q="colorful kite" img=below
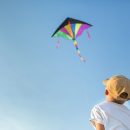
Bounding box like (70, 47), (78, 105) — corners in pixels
(52, 17), (92, 62)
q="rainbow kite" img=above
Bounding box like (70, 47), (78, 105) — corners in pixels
(52, 17), (92, 62)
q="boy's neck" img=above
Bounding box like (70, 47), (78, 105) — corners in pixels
(106, 96), (125, 104)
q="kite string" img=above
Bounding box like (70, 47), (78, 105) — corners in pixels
(73, 40), (86, 62)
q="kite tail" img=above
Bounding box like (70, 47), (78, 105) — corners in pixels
(73, 40), (86, 62)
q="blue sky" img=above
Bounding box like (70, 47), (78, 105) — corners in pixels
(0, 0), (130, 130)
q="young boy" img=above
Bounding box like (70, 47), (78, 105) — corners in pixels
(90, 75), (130, 130)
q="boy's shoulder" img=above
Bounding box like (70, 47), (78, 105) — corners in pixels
(93, 101), (130, 113)
(93, 101), (111, 109)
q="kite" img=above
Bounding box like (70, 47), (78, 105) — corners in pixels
(52, 17), (92, 62)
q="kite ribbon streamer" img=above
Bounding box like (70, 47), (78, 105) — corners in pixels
(86, 31), (91, 40)
(73, 40), (86, 62)
(56, 39), (60, 48)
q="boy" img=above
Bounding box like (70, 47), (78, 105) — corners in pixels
(90, 75), (130, 130)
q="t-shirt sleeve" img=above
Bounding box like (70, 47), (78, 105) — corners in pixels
(90, 105), (104, 129)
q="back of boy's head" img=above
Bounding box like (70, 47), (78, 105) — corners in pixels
(103, 75), (130, 101)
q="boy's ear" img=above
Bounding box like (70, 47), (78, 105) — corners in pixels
(105, 89), (109, 95)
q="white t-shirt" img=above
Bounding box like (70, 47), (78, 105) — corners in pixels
(90, 101), (130, 130)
